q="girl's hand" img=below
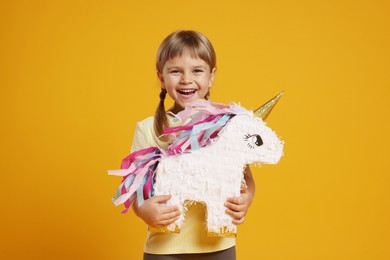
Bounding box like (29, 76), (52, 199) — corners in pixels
(132, 195), (181, 228)
(225, 182), (253, 225)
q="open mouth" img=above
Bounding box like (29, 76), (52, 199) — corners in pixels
(177, 89), (196, 97)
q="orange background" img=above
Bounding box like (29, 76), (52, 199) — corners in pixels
(1, 1), (389, 259)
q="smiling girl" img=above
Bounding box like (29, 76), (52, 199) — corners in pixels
(130, 30), (255, 260)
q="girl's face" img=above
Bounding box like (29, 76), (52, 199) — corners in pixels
(158, 51), (216, 113)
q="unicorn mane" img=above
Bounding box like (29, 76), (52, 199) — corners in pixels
(164, 100), (249, 155)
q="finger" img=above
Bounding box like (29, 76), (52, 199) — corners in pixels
(159, 205), (181, 215)
(226, 208), (245, 219)
(226, 197), (238, 204)
(225, 201), (245, 212)
(153, 194), (172, 203)
(160, 209), (181, 221)
(156, 215), (180, 227)
(232, 216), (245, 225)
(226, 196), (246, 205)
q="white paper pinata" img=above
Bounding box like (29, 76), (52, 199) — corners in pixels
(109, 92), (284, 237)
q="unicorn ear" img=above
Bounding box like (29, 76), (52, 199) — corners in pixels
(253, 91), (284, 121)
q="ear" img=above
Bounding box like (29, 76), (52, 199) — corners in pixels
(157, 71), (165, 87)
(209, 68), (216, 87)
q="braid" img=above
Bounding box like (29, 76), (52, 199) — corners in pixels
(154, 88), (168, 140)
(159, 88), (167, 100)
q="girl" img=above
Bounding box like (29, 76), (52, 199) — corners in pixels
(130, 30), (255, 260)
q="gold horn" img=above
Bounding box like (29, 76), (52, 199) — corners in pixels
(253, 91), (284, 120)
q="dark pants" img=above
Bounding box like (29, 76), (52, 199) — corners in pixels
(143, 246), (236, 260)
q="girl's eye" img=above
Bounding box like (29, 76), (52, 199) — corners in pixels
(193, 69), (203, 73)
(170, 70), (181, 74)
(244, 134), (263, 149)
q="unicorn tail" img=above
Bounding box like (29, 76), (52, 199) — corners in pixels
(108, 147), (164, 214)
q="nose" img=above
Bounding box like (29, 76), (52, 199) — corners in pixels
(180, 72), (193, 84)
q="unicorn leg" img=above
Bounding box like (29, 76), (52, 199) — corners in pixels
(206, 201), (237, 237)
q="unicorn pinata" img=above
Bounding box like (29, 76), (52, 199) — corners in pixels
(109, 92), (284, 237)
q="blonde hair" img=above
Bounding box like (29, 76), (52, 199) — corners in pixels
(154, 30), (216, 140)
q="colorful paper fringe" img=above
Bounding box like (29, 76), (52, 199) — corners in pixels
(108, 147), (164, 214)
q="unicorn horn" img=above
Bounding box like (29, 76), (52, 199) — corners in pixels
(253, 91), (284, 120)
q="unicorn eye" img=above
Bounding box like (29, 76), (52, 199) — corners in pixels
(244, 134), (263, 149)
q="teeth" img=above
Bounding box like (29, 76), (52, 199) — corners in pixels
(178, 89), (196, 96)
(179, 89), (196, 93)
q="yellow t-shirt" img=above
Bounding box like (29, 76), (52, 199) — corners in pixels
(131, 116), (236, 254)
